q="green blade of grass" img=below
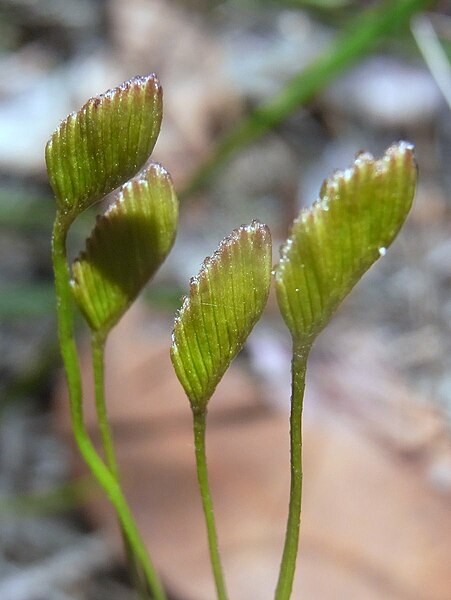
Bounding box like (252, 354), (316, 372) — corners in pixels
(0, 477), (94, 516)
(183, 0), (433, 197)
(0, 283), (55, 319)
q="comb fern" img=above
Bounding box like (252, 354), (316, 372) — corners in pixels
(47, 70), (419, 600)
(49, 76), (170, 600)
(171, 221), (272, 599)
(273, 142), (417, 600)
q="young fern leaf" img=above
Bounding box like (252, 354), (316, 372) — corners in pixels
(171, 221), (271, 600)
(171, 221), (272, 412)
(46, 74), (162, 219)
(275, 141), (417, 346)
(273, 141), (417, 600)
(49, 75), (169, 600)
(71, 162), (178, 335)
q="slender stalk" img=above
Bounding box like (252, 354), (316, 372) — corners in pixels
(193, 410), (228, 600)
(275, 343), (311, 600)
(91, 332), (148, 600)
(52, 214), (166, 600)
(91, 332), (120, 478)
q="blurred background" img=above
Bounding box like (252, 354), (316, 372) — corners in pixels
(1, 0), (451, 598)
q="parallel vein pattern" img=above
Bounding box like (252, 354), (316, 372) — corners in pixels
(46, 75), (162, 217)
(171, 221), (272, 411)
(275, 142), (417, 345)
(71, 162), (178, 333)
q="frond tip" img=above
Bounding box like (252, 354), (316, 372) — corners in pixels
(275, 141), (417, 345)
(171, 221), (272, 412)
(71, 162), (178, 334)
(46, 74), (162, 218)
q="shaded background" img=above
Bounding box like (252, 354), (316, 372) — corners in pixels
(0, 0), (451, 598)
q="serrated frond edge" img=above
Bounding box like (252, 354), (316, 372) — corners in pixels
(70, 161), (177, 333)
(171, 220), (272, 408)
(46, 74), (163, 218)
(275, 141), (416, 343)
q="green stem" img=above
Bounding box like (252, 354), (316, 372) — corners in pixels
(91, 332), (120, 477)
(182, 0), (434, 197)
(91, 332), (148, 600)
(193, 410), (228, 600)
(52, 214), (166, 600)
(275, 343), (310, 600)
